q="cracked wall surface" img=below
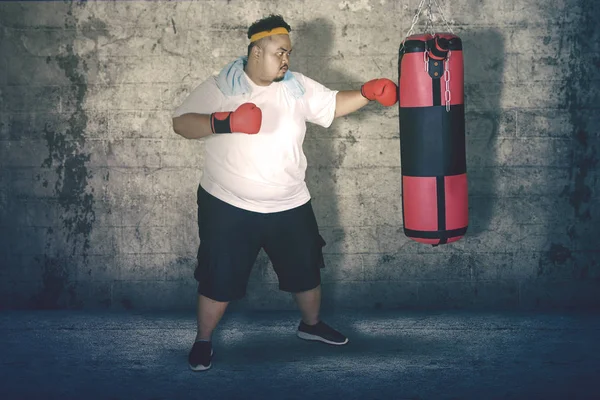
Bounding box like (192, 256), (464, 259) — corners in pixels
(0, 0), (598, 310)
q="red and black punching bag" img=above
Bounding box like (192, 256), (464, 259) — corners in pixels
(398, 33), (468, 245)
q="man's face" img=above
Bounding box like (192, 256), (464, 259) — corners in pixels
(256, 34), (292, 83)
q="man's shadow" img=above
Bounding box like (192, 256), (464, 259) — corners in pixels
(295, 18), (376, 312)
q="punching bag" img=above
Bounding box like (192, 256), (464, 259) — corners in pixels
(398, 33), (468, 245)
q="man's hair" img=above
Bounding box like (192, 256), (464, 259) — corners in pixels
(247, 14), (292, 57)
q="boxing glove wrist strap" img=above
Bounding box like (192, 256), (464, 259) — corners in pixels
(211, 112), (232, 134)
(360, 85), (371, 101)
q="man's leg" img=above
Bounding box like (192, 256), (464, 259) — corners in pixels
(293, 285), (321, 326)
(189, 294), (228, 371)
(262, 201), (348, 345)
(293, 284), (348, 345)
(195, 294), (229, 341)
(190, 185), (263, 370)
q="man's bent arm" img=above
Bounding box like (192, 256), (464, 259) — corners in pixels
(334, 90), (370, 119)
(172, 113), (213, 139)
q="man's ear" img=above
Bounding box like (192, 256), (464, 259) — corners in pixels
(252, 44), (262, 60)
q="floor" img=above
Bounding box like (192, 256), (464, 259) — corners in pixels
(1, 309), (599, 399)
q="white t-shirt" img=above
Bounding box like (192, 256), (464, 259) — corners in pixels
(172, 71), (338, 213)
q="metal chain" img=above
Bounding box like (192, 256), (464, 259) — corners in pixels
(432, 0), (454, 34)
(400, 0), (428, 48)
(444, 50), (452, 111)
(401, 0), (454, 47)
(425, 0), (435, 36)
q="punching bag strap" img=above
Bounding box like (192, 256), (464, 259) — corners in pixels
(425, 35), (452, 112)
(427, 36), (450, 60)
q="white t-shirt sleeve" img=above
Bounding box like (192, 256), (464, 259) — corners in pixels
(295, 73), (338, 128)
(172, 77), (224, 118)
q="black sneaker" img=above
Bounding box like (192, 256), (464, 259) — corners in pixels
(188, 341), (214, 371)
(296, 321), (349, 345)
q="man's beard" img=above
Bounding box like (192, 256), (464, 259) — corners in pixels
(273, 67), (287, 82)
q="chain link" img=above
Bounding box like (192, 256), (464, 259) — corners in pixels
(432, 0), (454, 34)
(400, 0), (428, 49)
(401, 0), (454, 46)
(425, 0), (435, 36)
(444, 50), (452, 111)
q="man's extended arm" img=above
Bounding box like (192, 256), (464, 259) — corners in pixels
(334, 90), (369, 118)
(334, 78), (398, 118)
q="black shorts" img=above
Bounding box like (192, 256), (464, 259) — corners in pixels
(194, 185), (326, 302)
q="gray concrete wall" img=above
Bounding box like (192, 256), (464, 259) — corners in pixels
(0, 0), (598, 311)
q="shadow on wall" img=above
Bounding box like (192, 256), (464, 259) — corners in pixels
(295, 18), (373, 311)
(461, 28), (505, 237)
(0, 1), (97, 309)
(532, 0), (600, 310)
(0, 4), (50, 309)
(389, 27), (508, 310)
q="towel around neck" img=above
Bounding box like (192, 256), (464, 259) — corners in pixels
(215, 56), (305, 99)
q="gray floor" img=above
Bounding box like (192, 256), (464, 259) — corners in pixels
(1, 309), (599, 400)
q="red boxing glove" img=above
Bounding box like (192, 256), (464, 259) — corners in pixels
(361, 78), (398, 106)
(211, 103), (262, 134)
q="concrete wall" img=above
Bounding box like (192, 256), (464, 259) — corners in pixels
(0, 0), (598, 311)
